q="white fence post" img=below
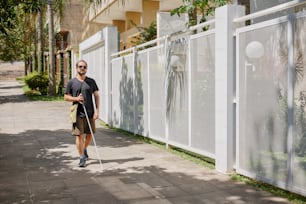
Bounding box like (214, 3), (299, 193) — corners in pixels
(215, 5), (244, 173)
(79, 26), (118, 125)
(133, 47), (137, 135)
(104, 26), (119, 125)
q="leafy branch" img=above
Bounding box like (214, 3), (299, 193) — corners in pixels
(170, 0), (230, 28)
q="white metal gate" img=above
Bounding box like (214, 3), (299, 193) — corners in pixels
(236, 10), (306, 196)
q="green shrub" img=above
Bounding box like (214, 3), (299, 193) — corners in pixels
(24, 72), (49, 95)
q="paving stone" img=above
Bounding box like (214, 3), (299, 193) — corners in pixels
(0, 78), (294, 203)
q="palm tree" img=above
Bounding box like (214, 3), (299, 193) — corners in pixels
(47, 0), (56, 95)
(46, 0), (68, 95)
(23, 1), (41, 74)
(37, 4), (44, 73)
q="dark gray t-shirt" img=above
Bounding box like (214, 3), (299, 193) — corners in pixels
(65, 77), (99, 118)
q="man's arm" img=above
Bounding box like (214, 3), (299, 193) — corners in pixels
(93, 90), (100, 120)
(64, 94), (83, 103)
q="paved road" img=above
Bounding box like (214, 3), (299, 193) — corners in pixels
(0, 79), (292, 203)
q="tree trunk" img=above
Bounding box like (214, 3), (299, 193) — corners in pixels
(188, 0), (197, 27)
(33, 14), (38, 72)
(37, 9), (44, 73)
(47, 0), (56, 95)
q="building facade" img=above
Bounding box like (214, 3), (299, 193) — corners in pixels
(53, 0), (305, 84)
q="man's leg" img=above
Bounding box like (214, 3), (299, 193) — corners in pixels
(75, 134), (86, 167)
(83, 134), (92, 159)
(83, 118), (95, 159)
(73, 117), (87, 167)
(75, 134), (85, 156)
(84, 134), (92, 148)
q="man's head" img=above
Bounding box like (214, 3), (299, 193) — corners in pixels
(76, 59), (87, 76)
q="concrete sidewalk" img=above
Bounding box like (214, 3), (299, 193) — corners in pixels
(0, 80), (292, 204)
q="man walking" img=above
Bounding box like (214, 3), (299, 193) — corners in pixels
(64, 59), (100, 167)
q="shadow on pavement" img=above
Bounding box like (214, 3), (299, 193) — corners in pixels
(0, 128), (290, 204)
(0, 83), (28, 104)
(0, 94), (29, 104)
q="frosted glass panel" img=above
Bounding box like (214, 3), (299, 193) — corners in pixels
(119, 55), (134, 133)
(149, 46), (166, 139)
(136, 51), (149, 136)
(190, 33), (215, 154)
(111, 58), (123, 128)
(293, 15), (306, 193)
(165, 38), (189, 145)
(238, 22), (288, 183)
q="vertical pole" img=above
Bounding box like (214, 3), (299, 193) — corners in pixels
(58, 52), (64, 94)
(164, 35), (170, 149)
(104, 26), (119, 125)
(133, 47), (137, 135)
(286, 14), (294, 189)
(187, 36), (192, 147)
(215, 5), (244, 173)
(67, 50), (71, 80)
(147, 51), (151, 137)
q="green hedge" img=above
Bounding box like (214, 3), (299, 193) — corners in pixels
(24, 72), (49, 95)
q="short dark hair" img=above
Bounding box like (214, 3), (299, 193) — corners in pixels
(76, 59), (87, 67)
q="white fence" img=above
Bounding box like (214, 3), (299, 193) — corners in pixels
(79, 3), (306, 197)
(110, 29), (216, 159)
(236, 10), (306, 196)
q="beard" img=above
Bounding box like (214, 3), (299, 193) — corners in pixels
(78, 70), (86, 76)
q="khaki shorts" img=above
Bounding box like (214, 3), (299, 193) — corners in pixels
(72, 116), (96, 136)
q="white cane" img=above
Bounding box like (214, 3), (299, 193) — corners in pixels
(82, 103), (103, 172)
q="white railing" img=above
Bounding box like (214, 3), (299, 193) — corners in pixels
(234, 0), (306, 23)
(82, 1), (306, 197)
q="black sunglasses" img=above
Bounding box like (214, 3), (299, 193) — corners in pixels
(78, 65), (87, 69)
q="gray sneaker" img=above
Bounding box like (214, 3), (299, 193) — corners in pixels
(84, 149), (89, 160)
(79, 157), (86, 167)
